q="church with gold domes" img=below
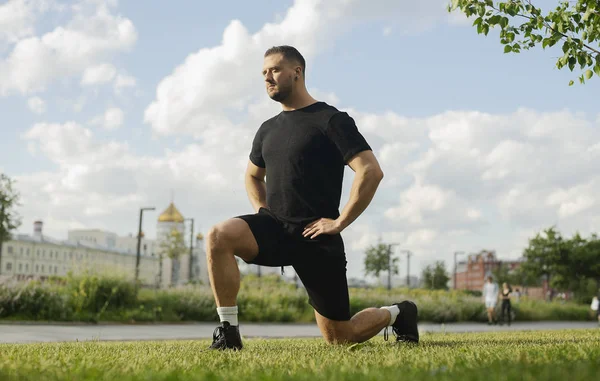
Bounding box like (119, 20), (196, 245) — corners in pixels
(156, 202), (208, 288)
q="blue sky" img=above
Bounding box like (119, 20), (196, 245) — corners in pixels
(0, 0), (598, 281)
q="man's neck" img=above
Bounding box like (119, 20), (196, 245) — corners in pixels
(280, 92), (318, 111)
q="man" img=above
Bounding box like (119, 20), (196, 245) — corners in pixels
(206, 45), (418, 350)
(482, 275), (498, 325)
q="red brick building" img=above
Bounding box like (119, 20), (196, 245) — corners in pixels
(454, 250), (520, 291)
(454, 250), (549, 299)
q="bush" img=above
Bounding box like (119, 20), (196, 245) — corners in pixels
(0, 281), (70, 321)
(63, 270), (137, 322)
(0, 273), (594, 323)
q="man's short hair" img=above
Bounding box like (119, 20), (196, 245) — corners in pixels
(264, 45), (306, 75)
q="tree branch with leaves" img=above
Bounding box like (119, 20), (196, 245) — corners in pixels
(0, 174), (22, 275)
(364, 242), (399, 289)
(448, 0), (600, 85)
(159, 229), (187, 287)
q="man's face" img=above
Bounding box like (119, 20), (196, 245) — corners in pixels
(262, 53), (298, 102)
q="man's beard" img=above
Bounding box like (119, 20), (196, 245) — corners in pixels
(268, 82), (292, 102)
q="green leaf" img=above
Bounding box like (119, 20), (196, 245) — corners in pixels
(504, 45), (512, 53)
(594, 65), (600, 77)
(577, 53), (587, 68)
(568, 80), (574, 86)
(542, 39), (550, 48)
(585, 69), (593, 80)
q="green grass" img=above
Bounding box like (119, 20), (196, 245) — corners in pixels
(1, 330), (599, 380)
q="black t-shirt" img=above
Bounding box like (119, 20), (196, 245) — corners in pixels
(249, 101), (372, 227)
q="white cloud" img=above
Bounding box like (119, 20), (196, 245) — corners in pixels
(27, 96), (46, 113)
(546, 182), (597, 218)
(17, 119), (254, 239)
(0, 0), (56, 45)
(0, 1), (136, 95)
(382, 26), (392, 36)
(113, 73), (136, 94)
(91, 107), (124, 130)
(103, 107), (124, 130)
(81, 63), (116, 86)
(144, 0), (450, 137)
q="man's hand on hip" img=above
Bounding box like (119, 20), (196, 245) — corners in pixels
(302, 218), (343, 239)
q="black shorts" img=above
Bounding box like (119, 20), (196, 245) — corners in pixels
(235, 207), (350, 321)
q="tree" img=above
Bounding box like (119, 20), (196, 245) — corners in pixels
(520, 226), (567, 290)
(159, 229), (187, 287)
(421, 261), (451, 290)
(0, 174), (22, 275)
(492, 262), (513, 286)
(568, 233), (600, 300)
(511, 263), (543, 289)
(493, 261), (528, 287)
(364, 242), (399, 290)
(448, 0), (600, 85)
(582, 234), (600, 288)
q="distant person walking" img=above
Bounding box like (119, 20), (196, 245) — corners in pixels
(482, 276), (498, 325)
(500, 282), (512, 326)
(591, 295), (599, 326)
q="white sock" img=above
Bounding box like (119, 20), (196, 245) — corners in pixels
(380, 305), (400, 326)
(217, 306), (239, 326)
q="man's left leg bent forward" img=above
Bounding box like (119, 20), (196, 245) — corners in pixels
(292, 253), (419, 345)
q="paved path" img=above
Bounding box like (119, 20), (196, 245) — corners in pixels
(0, 321), (597, 344)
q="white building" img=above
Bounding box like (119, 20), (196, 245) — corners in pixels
(115, 234), (158, 258)
(0, 202), (210, 288)
(68, 229), (118, 249)
(0, 221), (159, 285)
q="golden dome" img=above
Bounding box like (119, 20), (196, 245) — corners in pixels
(196, 233), (204, 240)
(158, 203), (184, 223)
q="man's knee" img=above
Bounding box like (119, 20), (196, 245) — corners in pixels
(322, 326), (355, 345)
(315, 312), (355, 344)
(206, 219), (258, 262)
(206, 223), (230, 253)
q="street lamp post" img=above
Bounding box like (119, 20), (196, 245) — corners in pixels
(135, 207), (155, 285)
(184, 218), (194, 283)
(454, 251), (466, 290)
(400, 250), (412, 288)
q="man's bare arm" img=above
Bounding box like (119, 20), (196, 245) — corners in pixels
(336, 150), (384, 231)
(245, 160), (267, 213)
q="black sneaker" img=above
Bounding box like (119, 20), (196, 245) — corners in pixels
(389, 300), (419, 344)
(209, 321), (243, 350)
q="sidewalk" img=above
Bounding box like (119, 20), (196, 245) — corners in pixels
(1, 321), (597, 344)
